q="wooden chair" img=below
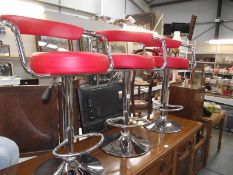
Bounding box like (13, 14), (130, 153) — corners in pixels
(130, 71), (157, 119)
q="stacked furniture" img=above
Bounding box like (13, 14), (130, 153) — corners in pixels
(0, 15), (200, 175)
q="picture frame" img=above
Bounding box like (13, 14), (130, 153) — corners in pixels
(0, 45), (10, 57)
(0, 61), (13, 76)
(110, 42), (128, 54)
(79, 35), (92, 52)
(35, 35), (73, 52)
(79, 35), (104, 53)
(0, 22), (6, 35)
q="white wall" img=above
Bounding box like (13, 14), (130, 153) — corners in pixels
(151, 0), (233, 41)
(102, 0), (143, 19)
(220, 0), (233, 39)
(37, 0), (143, 19)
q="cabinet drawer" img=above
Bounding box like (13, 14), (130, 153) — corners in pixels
(143, 153), (173, 175)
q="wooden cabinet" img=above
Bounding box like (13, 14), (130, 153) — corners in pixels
(142, 153), (173, 175)
(0, 85), (60, 156)
(175, 141), (192, 175)
(169, 84), (205, 121)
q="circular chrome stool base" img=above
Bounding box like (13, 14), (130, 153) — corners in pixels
(101, 132), (150, 158)
(144, 119), (182, 133)
(34, 154), (104, 175)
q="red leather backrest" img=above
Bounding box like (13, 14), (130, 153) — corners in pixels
(149, 38), (181, 48)
(0, 15), (84, 40)
(97, 30), (181, 48)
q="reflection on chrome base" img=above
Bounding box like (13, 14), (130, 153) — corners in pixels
(101, 132), (150, 158)
(34, 154), (104, 175)
(144, 119), (182, 133)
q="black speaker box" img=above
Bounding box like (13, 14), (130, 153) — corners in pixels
(163, 23), (172, 35)
(78, 84), (123, 133)
(172, 23), (190, 33)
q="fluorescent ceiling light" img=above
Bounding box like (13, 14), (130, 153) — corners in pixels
(58, 48), (68, 51)
(38, 41), (47, 47)
(0, 0), (45, 18)
(122, 25), (159, 38)
(122, 24), (156, 33)
(47, 44), (58, 49)
(209, 39), (233, 44)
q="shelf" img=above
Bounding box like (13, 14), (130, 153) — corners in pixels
(196, 53), (216, 55)
(215, 73), (233, 76)
(0, 77), (21, 86)
(205, 92), (233, 100)
(216, 62), (233, 66)
(197, 61), (215, 64)
(205, 72), (233, 76)
(0, 57), (20, 60)
(206, 83), (233, 87)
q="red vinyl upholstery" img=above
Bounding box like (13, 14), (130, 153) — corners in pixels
(30, 52), (110, 75)
(0, 15), (84, 40)
(0, 15), (110, 75)
(97, 30), (182, 48)
(154, 56), (189, 69)
(112, 54), (154, 69)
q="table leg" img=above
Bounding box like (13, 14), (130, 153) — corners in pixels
(218, 117), (225, 152)
(204, 125), (211, 166)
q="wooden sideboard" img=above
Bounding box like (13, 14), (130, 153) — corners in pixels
(0, 115), (202, 175)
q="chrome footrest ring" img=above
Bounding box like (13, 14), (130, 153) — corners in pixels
(106, 116), (150, 129)
(53, 132), (104, 160)
(152, 99), (183, 112)
(159, 104), (184, 112)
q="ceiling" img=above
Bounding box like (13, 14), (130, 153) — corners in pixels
(143, 0), (196, 8)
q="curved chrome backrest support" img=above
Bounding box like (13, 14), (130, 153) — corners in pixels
(152, 34), (196, 71)
(153, 35), (167, 71)
(2, 19), (46, 77)
(84, 31), (114, 72)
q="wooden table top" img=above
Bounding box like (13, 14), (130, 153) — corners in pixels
(134, 79), (150, 86)
(0, 115), (202, 175)
(200, 110), (226, 124)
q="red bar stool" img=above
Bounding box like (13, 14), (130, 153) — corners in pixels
(96, 30), (157, 157)
(1, 15), (113, 175)
(144, 38), (196, 133)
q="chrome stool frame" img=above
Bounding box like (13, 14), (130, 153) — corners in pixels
(145, 39), (196, 133)
(97, 29), (161, 158)
(1, 16), (115, 175)
(101, 70), (150, 158)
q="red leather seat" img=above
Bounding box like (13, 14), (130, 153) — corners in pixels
(154, 56), (189, 69)
(30, 52), (110, 75)
(112, 54), (154, 69)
